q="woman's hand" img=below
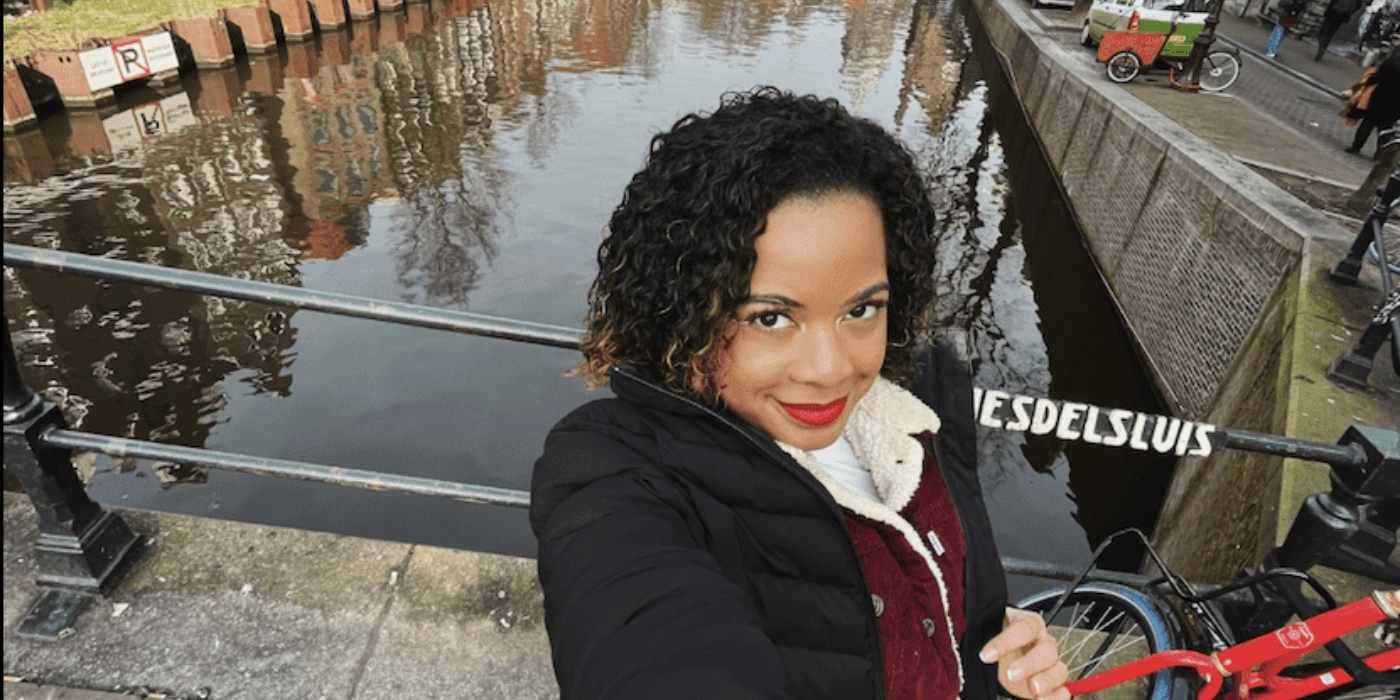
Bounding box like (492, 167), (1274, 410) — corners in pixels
(979, 607), (1070, 700)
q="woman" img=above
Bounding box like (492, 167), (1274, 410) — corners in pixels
(1346, 49), (1400, 157)
(531, 87), (1068, 700)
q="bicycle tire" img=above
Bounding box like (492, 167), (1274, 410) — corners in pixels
(1106, 51), (1142, 84)
(1018, 582), (1179, 700)
(1197, 51), (1241, 92)
(1368, 222), (1399, 274)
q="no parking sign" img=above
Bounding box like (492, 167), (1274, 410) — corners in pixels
(78, 32), (180, 92)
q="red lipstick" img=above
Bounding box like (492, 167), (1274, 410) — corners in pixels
(780, 398), (847, 427)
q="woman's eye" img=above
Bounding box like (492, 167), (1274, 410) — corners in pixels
(750, 311), (792, 329)
(847, 301), (886, 320)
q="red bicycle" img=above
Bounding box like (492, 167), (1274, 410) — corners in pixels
(1007, 424), (1400, 700)
(1047, 588), (1398, 700)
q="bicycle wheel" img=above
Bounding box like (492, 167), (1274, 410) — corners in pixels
(1018, 582), (1179, 700)
(1106, 51), (1142, 84)
(1197, 52), (1241, 92)
(1368, 222), (1399, 274)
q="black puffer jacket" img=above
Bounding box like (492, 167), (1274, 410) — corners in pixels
(530, 345), (1007, 699)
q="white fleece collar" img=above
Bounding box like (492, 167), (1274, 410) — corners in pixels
(777, 378), (939, 516)
(775, 378), (963, 697)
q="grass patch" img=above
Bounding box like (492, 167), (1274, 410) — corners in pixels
(4, 0), (260, 65)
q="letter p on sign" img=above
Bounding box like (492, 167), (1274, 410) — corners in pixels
(113, 40), (151, 81)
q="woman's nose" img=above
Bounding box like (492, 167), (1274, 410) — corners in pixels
(791, 325), (854, 385)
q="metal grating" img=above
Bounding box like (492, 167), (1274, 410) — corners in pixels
(1061, 96), (1107, 193)
(1040, 72), (1081, 169)
(1105, 165), (1294, 418)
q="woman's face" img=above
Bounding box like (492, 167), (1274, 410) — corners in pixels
(713, 191), (889, 451)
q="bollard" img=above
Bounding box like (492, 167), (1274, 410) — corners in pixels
(1329, 166), (1399, 387)
(1328, 288), (1400, 388)
(3, 314), (142, 639)
(1330, 168), (1399, 285)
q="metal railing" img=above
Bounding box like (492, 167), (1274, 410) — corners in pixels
(1328, 168), (1400, 386)
(3, 241), (580, 638)
(5, 241), (1398, 640)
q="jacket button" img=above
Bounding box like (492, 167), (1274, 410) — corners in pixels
(922, 618), (937, 637)
(872, 594), (884, 617)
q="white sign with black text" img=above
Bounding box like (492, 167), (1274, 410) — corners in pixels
(79, 32), (180, 92)
(972, 388), (1218, 458)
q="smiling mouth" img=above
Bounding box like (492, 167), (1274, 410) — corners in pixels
(779, 398), (848, 427)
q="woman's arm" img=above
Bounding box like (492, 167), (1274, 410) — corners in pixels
(532, 426), (792, 700)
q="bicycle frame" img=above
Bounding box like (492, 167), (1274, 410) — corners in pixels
(1064, 590), (1400, 700)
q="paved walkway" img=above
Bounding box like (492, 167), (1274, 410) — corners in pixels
(1037, 7), (1385, 192)
(3, 492), (558, 700)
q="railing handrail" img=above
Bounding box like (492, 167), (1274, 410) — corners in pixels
(7, 242), (1387, 473)
(2, 243), (583, 350)
(4, 239), (1396, 639)
(38, 422), (531, 508)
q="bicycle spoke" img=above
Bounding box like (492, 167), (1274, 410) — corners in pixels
(1021, 584), (1172, 700)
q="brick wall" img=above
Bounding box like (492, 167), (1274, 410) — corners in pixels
(168, 17), (236, 67)
(25, 49), (115, 107)
(225, 4), (279, 53)
(3, 66), (37, 131)
(968, 0), (1323, 421)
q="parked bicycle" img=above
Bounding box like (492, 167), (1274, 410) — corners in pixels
(1003, 422), (1399, 700)
(1095, 13), (1241, 92)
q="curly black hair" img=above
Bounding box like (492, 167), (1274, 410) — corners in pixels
(577, 86), (941, 400)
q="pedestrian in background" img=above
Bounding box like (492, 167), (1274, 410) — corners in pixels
(1266, 0), (1307, 57)
(1345, 50), (1400, 157)
(1315, 0), (1364, 60)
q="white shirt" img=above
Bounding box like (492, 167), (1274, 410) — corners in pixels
(810, 435), (880, 502)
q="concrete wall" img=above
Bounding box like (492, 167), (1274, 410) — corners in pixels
(969, 0), (1332, 420)
(964, 0), (1360, 580)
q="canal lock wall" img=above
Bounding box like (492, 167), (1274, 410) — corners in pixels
(964, 0), (1375, 583)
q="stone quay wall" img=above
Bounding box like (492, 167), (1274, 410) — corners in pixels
(963, 0), (1364, 580)
(967, 0), (1333, 423)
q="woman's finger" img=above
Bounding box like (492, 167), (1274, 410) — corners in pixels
(1026, 657), (1069, 699)
(981, 608), (1044, 663)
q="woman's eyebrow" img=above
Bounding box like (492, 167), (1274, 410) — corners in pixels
(846, 282), (891, 305)
(742, 293), (801, 308)
(741, 282), (891, 308)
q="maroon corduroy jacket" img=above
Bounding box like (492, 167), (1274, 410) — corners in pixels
(846, 453), (967, 700)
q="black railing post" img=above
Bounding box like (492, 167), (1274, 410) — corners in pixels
(1330, 168), (1399, 285)
(1328, 286), (1399, 389)
(1328, 166), (1399, 387)
(1273, 425), (1399, 581)
(3, 313), (142, 639)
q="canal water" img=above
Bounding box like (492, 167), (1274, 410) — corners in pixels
(2, 0), (1173, 592)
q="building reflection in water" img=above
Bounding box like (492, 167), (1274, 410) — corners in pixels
(2, 0), (675, 490)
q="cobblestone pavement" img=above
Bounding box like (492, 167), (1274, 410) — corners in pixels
(1214, 11), (1381, 163)
(1035, 6), (1380, 184)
